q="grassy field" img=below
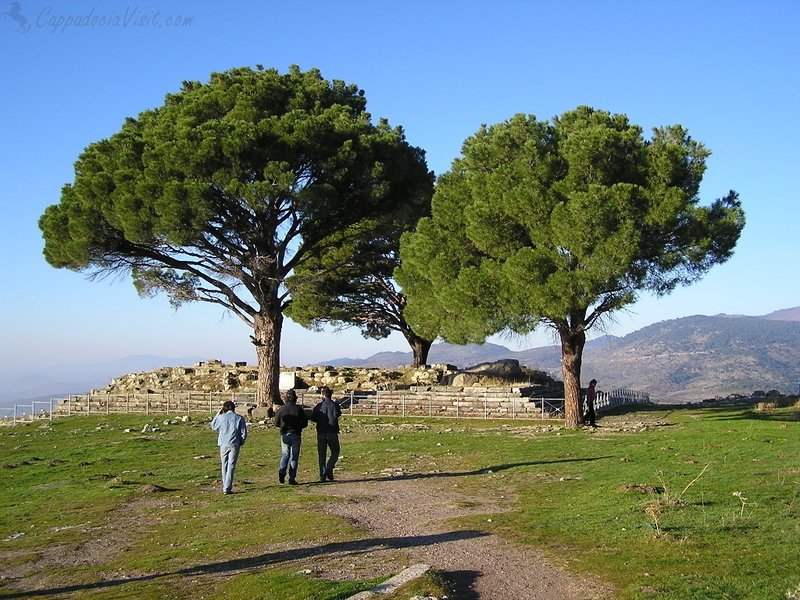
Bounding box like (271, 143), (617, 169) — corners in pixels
(1, 400), (798, 599)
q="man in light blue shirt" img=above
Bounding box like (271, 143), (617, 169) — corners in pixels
(211, 400), (248, 494)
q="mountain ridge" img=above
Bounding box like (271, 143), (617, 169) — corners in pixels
(3, 309), (797, 406)
(322, 308), (800, 401)
(0, 354), (204, 408)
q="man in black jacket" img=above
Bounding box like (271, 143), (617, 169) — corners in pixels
(273, 389), (308, 484)
(585, 379), (598, 427)
(311, 386), (342, 482)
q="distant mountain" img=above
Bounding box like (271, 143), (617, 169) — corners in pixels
(762, 306), (800, 321)
(6, 309), (798, 407)
(321, 336), (619, 372)
(0, 374), (103, 409)
(321, 309), (800, 402)
(581, 314), (800, 400)
(321, 342), (516, 369)
(0, 355), (203, 407)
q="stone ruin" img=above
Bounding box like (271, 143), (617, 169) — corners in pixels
(95, 358), (562, 397)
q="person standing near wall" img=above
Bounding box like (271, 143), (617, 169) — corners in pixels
(585, 379), (598, 427)
(211, 400), (248, 495)
(273, 389), (308, 484)
(311, 386), (343, 482)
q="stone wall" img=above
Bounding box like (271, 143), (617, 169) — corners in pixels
(52, 386), (560, 420)
(56, 358), (565, 420)
(95, 359), (561, 396)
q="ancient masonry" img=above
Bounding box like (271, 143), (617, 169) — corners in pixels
(95, 359), (557, 395)
(53, 359), (568, 420)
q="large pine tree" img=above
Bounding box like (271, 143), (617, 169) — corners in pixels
(397, 107), (745, 427)
(40, 66), (432, 407)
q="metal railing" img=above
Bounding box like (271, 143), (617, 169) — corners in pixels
(51, 391), (257, 416)
(594, 389), (651, 413)
(325, 391), (550, 420)
(0, 400), (54, 426)
(4, 386), (650, 426)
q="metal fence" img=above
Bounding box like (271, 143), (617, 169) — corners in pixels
(0, 400), (55, 426)
(50, 391), (257, 417)
(594, 389), (651, 413)
(33, 386), (649, 423)
(323, 391), (555, 420)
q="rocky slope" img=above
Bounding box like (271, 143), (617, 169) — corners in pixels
(91, 309), (800, 403)
(330, 310), (800, 402)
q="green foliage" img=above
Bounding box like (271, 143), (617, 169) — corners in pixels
(40, 65), (428, 314)
(39, 65), (432, 402)
(397, 106), (745, 425)
(398, 107), (744, 343)
(285, 159), (435, 364)
(286, 191), (433, 349)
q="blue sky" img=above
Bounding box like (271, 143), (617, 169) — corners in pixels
(1, 0), (798, 375)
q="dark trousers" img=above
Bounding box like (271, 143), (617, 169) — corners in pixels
(279, 432), (301, 478)
(317, 432), (340, 476)
(585, 401), (596, 426)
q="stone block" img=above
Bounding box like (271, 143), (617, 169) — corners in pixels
(279, 371), (297, 391)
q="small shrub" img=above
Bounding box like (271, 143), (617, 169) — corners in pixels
(756, 401), (779, 411)
(621, 483), (662, 494)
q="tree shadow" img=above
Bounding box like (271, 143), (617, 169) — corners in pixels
(691, 403), (800, 423)
(0, 530), (489, 598)
(603, 399), (800, 423)
(599, 403), (688, 417)
(446, 569), (481, 600)
(332, 456), (614, 485)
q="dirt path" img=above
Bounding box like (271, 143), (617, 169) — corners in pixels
(1, 474), (614, 599)
(309, 474), (614, 600)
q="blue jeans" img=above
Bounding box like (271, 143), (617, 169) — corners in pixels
(219, 444), (241, 493)
(317, 432), (340, 477)
(279, 432), (302, 474)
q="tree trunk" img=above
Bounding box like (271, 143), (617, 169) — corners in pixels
(397, 294), (433, 367)
(253, 310), (283, 408)
(402, 328), (433, 367)
(559, 327), (586, 428)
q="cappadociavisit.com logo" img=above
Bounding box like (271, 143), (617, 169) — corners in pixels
(2, 1), (194, 34)
(2, 1), (30, 31)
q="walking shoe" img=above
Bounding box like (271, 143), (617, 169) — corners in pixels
(326, 471), (334, 481)
(288, 479), (298, 485)
(320, 474), (327, 482)
(278, 472), (286, 484)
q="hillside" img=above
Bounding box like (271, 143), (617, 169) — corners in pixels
(0, 354), (204, 408)
(763, 306), (800, 321)
(7, 310), (798, 406)
(325, 342), (516, 370)
(327, 310), (800, 402)
(580, 315), (800, 401)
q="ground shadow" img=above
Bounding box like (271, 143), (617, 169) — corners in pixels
(600, 403), (688, 417)
(0, 530), (489, 598)
(603, 399), (800, 423)
(445, 569), (481, 600)
(703, 407), (800, 423)
(330, 456), (614, 485)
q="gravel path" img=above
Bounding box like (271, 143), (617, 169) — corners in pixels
(309, 474), (614, 600)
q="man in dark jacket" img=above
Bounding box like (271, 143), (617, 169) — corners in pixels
(585, 379), (598, 427)
(273, 389), (308, 484)
(311, 386), (342, 482)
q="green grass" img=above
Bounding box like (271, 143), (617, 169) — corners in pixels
(1, 402), (798, 599)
